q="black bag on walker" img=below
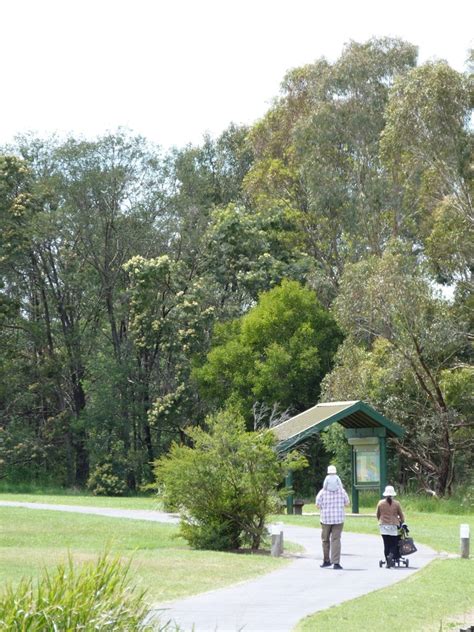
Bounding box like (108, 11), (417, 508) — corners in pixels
(398, 536), (417, 556)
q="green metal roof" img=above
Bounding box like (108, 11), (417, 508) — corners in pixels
(273, 400), (405, 452)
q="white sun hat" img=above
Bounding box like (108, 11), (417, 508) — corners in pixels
(382, 485), (397, 497)
(327, 465), (337, 474)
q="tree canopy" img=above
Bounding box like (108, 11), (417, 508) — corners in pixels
(0, 37), (472, 496)
(193, 280), (342, 423)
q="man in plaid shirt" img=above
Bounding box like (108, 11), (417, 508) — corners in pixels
(316, 469), (350, 570)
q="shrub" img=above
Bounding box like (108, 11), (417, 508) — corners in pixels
(87, 461), (127, 496)
(153, 409), (306, 551)
(0, 553), (169, 631)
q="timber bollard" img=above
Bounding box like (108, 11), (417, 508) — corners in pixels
(460, 524), (470, 559)
(270, 524), (284, 557)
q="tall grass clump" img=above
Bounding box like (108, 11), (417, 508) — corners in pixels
(357, 485), (474, 515)
(402, 484), (474, 514)
(0, 553), (170, 631)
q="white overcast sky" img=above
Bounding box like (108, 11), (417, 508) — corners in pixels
(1, 0), (473, 150)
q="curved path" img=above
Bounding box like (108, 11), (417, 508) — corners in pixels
(0, 501), (437, 632)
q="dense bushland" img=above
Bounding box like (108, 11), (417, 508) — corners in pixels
(0, 38), (472, 496)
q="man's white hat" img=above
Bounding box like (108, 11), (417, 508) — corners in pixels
(382, 485), (397, 497)
(327, 465), (337, 474)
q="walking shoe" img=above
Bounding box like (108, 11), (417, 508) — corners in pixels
(320, 561), (331, 567)
(333, 563), (343, 570)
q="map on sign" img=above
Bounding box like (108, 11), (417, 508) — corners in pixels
(356, 451), (379, 483)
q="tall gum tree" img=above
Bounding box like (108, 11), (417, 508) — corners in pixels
(330, 243), (471, 495)
(245, 38), (418, 302)
(380, 60), (473, 300)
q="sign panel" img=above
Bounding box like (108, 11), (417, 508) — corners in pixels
(355, 450), (380, 484)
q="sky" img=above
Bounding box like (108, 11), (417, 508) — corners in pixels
(1, 0), (473, 150)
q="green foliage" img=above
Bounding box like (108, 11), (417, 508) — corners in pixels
(0, 155), (37, 270)
(87, 461), (127, 497)
(153, 409), (307, 550)
(247, 38), (419, 299)
(323, 250), (472, 495)
(204, 203), (309, 307)
(194, 280), (342, 421)
(381, 61), (471, 201)
(0, 38), (472, 498)
(0, 553), (158, 631)
(381, 60), (473, 304)
(440, 367), (474, 416)
(320, 425), (351, 485)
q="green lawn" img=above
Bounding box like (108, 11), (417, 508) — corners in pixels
(295, 558), (474, 632)
(279, 505), (474, 631)
(0, 506), (289, 604)
(1, 492), (473, 631)
(3, 493), (470, 555)
(0, 491), (160, 510)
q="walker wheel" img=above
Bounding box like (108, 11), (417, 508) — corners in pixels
(379, 560), (384, 567)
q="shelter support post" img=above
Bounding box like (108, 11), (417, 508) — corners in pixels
(379, 435), (387, 499)
(285, 471), (294, 515)
(351, 446), (359, 514)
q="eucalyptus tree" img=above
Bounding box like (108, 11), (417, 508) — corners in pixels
(0, 154), (59, 481)
(245, 38), (418, 301)
(327, 243), (471, 495)
(46, 132), (173, 486)
(0, 132), (172, 486)
(381, 60), (473, 300)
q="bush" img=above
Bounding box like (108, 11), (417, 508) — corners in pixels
(87, 461), (127, 496)
(0, 553), (168, 631)
(153, 409), (306, 551)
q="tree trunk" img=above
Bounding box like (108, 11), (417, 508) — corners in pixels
(71, 369), (89, 486)
(435, 416), (454, 496)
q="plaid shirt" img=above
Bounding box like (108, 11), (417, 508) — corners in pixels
(316, 488), (350, 524)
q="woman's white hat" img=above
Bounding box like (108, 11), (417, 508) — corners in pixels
(383, 485), (397, 497)
(327, 465), (337, 474)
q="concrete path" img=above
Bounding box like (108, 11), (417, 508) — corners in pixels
(0, 501), (437, 632)
(0, 500), (179, 524)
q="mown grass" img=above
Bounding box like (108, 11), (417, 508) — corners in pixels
(1, 489), (473, 631)
(0, 490), (160, 510)
(0, 506), (289, 603)
(282, 493), (474, 631)
(295, 558), (474, 632)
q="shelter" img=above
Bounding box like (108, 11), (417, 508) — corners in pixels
(272, 400), (405, 513)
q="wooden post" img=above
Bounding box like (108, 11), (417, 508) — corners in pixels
(271, 526), (284, 556)
(379, 435), (387, 500)
(460, 524), (470, 559)
(285, 471), (294, 515)
(351, 446), (359, 514)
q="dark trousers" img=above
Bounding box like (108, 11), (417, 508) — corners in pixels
(382, 534), (399, 561)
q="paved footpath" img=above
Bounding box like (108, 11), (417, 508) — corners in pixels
(0, 501), (437, 632)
